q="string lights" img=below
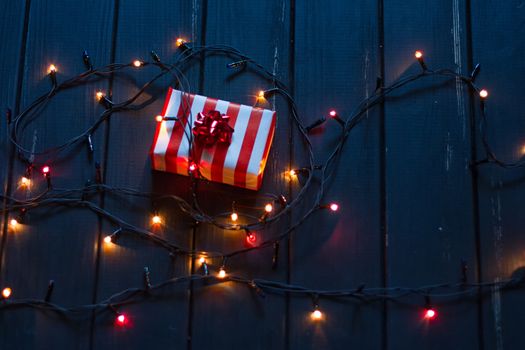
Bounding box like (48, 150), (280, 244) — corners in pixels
(1, 41), (523, 327)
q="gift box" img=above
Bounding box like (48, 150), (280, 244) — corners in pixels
(151, 88), (277, 190)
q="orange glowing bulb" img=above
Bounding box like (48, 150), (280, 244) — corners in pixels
(20, 177), (30, 187)
(96, 91), (104, 101)
(479, 89), (488, 99)
(133, 60), (143, 67)
(311, 309), (323, 321)
(230, 212), (238, 222)
(217, 268), (227, 279)
(9, 219), (18, 228)
(155, 115), (164, 122)
(199, 257), (206, 264)
(415, 50), (423, 59)
(289, 169), (297, 177)
(258, 90), (266, 99)
(176, 38), (185, 47)
(104, 236), (112, 244)
(152, 215), (162, 225)
(48, 64), (57, 74)
(2, 287), (12, 299)
(264, 203), (273, 213)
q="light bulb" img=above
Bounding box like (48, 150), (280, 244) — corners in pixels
(264, 203), (273, 213)
(9, 219), (18, 228)
(415, 50), (423, 59)
(246, 232), (257, 245)
(20, 177), (30, 187)
(230, 212), (238, 222)
(258, 90), (266, 99)
(289, 169), (297, 177)
(310, 308), (323, 321)
(424, 308), (437, 320)
(217, 267), (227, 279)
(176, 38), (185, 47)
(42, 166), (50, 175)
(96, 91), (105, 101)
(2, 287), (12, 299)
(199, 257), (206, 264)
(155, 115), (164, 122)
(329, 203), (339, 212)
(103, 236), (112, 244)
(116, 313), (127, 326)
(48, 64), (57, 74)
(189, 163), (197, 172)
(133, 60), (143, 67)
(329, 110), (337, 117)
(479, 89), (488, 99)
(152, 215), (162, 225)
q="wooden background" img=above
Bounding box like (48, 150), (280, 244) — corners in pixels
(1, 0), (524, 349)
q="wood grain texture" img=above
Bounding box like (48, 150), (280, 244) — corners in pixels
(470, 2), (525, 349)
(384, 0), (479, 348)
(290, 1), (382, 349)
(189, 1), (291, 349)
(90, 1), (202, 348)
(1, 1), (525, 349)
(0, 1), (115, 349)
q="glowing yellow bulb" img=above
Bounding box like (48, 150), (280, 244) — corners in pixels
(258, 90), (266, 99)
(103, 236), (112, 244)
(217, 268), (227, 279)
(310, 309), (323, 321)
(176, 38), (185, 47)
(9, 219), (18, 228)
(20, 177), (30, 187)
(48, 64), (57, 74)
(230, 212), (238, 222)
(414, 50), (423, 59)
(155, 115), (164, 122)
(2, 287), (12, 299)
(289, 169), (296, 177)
(152, 215), (162, 225)
(199, 257), (206, 264)
(133, 60), (143, 67)
(96, 91), (105, 101)
(264, 203), (273, 213)
(479, 89), (489, 99)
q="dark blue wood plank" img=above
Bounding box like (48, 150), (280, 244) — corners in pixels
(470, 2), (525, 349)
(290, 1), (382, 349)
(90, 1), (202, 348)
(0, 1), (114, 348)
(0, 1), (28, 348)
(189, 1), (291, 349)
(384, 1), (479, 348)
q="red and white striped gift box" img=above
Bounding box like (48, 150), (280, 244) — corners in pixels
(150, 88), (277, 190)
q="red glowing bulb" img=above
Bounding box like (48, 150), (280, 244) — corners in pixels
(329, 203), (339, 212)
(329, 110), (337, 117)
(116, 314), (127, 325)
(189, 163), (197, 172)
(42, 166), (50, 174)
(424, 308), (437, 320)
(246, 232), (257, 245)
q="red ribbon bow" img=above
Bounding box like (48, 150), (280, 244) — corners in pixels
(192, 110), (234, 147)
